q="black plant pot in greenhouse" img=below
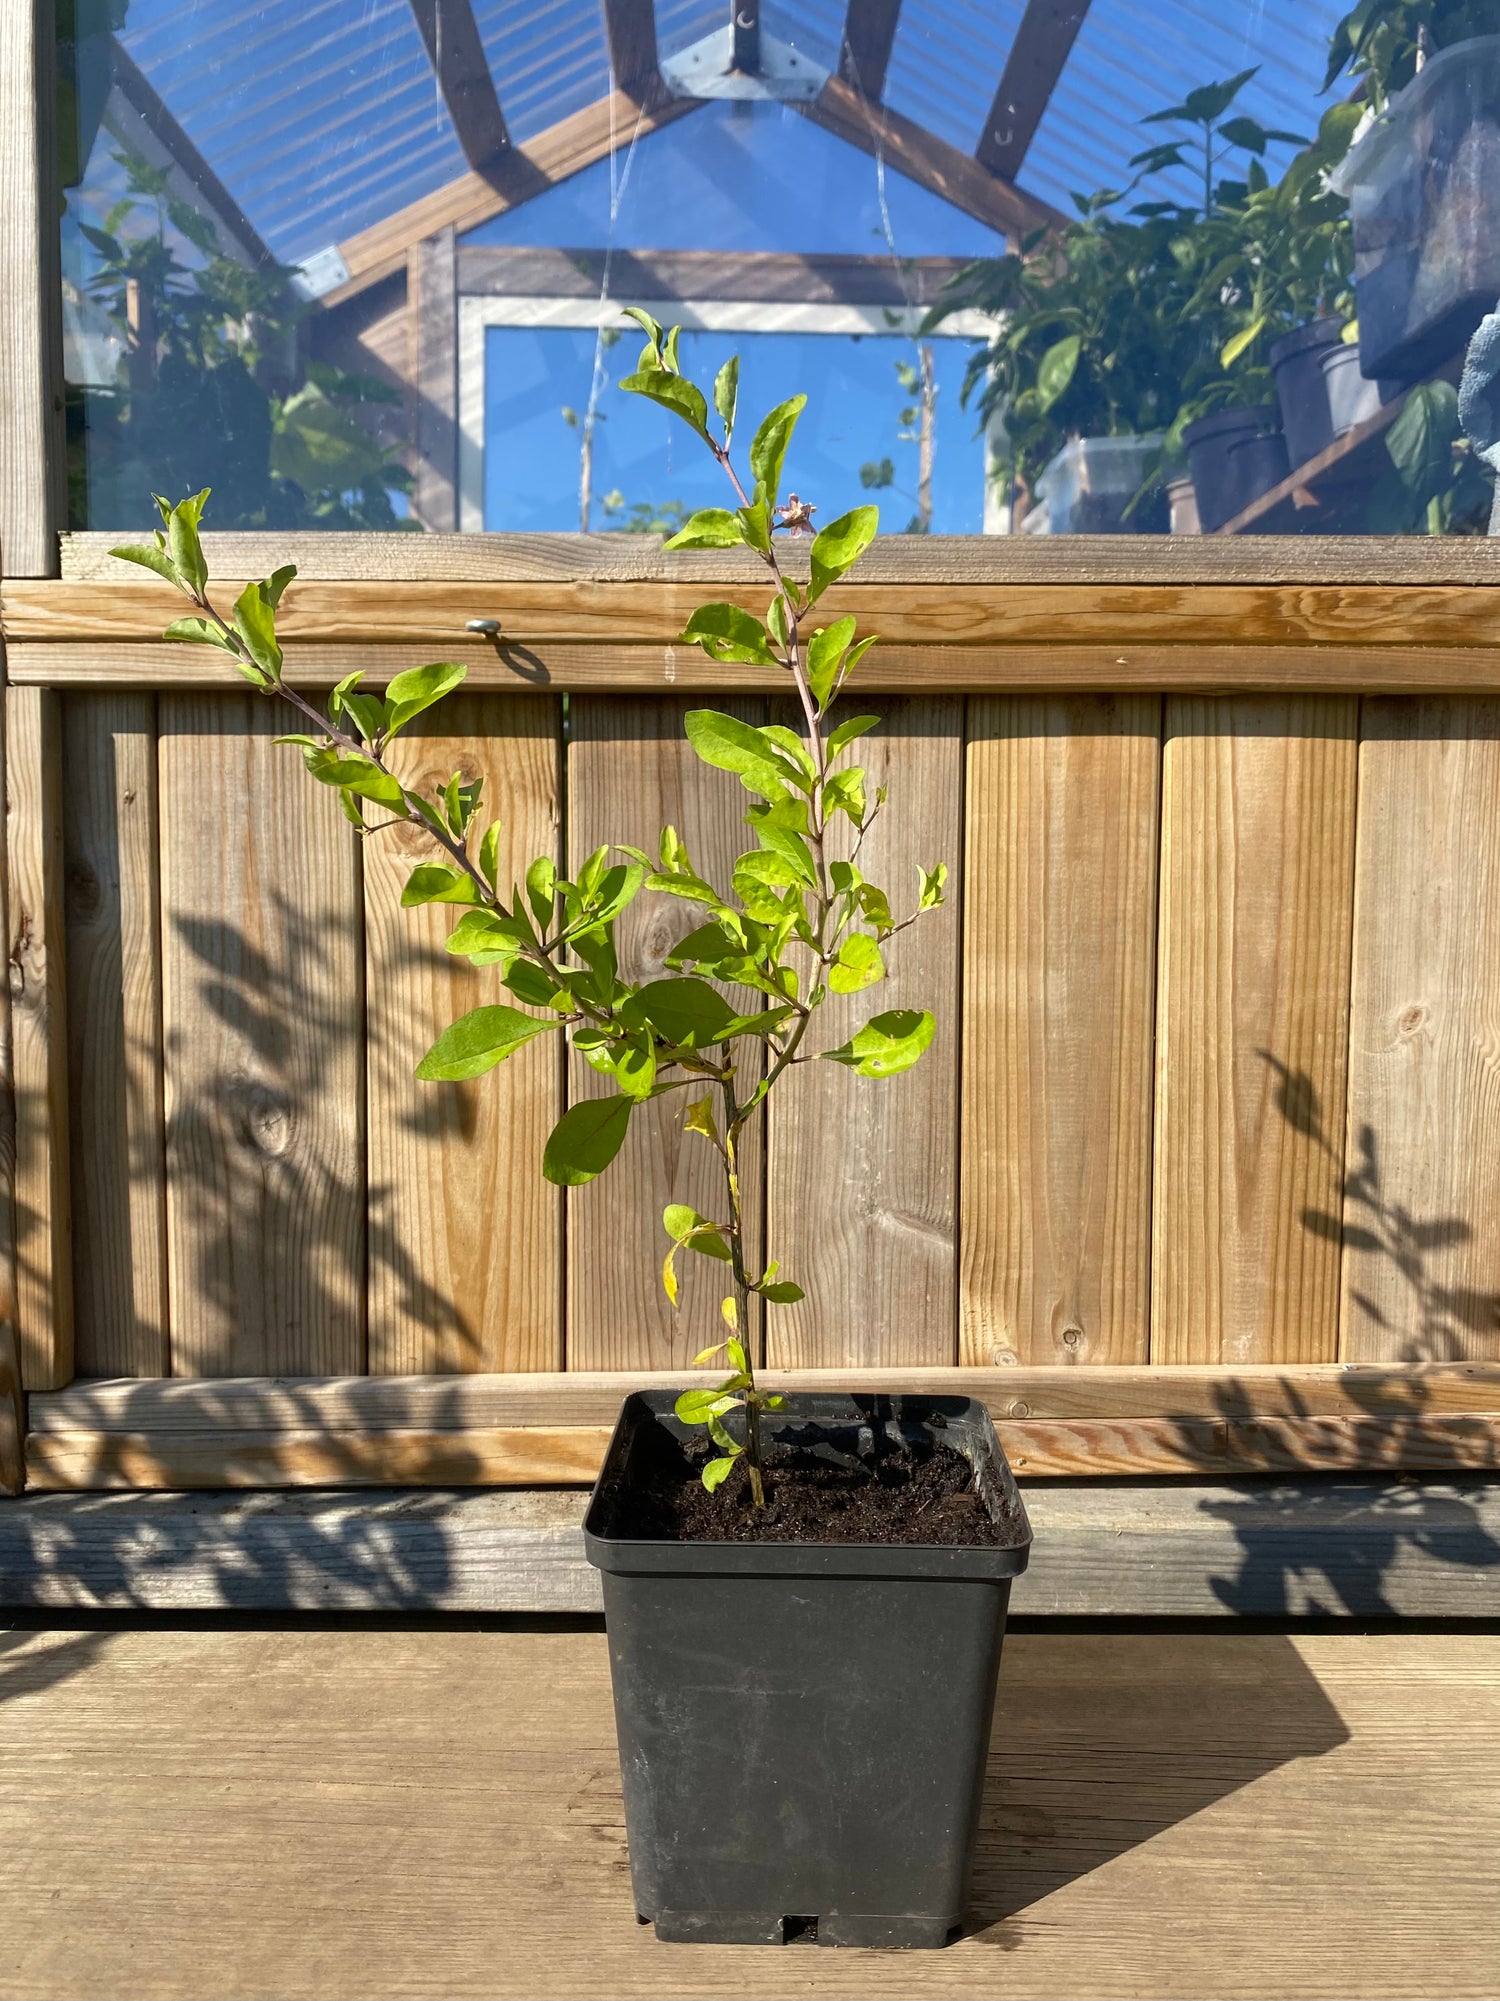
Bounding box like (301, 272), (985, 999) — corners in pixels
(1184, 406), (1289, 532)
(1269, 318), (1344, 471)
(583, 1391), (1033, 1949)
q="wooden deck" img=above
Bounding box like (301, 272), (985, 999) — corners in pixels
(1, 1622), (1495, 2000)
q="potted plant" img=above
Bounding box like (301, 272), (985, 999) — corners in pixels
(1326, 1), (1500, 381)
(114, 314), (1033, 1949)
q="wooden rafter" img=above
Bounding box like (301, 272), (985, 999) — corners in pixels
(838, 0), (903, 101)
(108, 39), (277, 268)
(322, 88), (703, 310)
(602, 0), (665, 105)
(802, 72), (1063, 243)
(405, 0), (510, 174)
(976, 0), (1092, 181)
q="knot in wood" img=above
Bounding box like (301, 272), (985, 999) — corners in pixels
(1061, 1324), (1085, 1351)
(990, 1345), (1019, 1367)
(1397, 1003), (1428, 1037)
(231, 1080), (293, 1158)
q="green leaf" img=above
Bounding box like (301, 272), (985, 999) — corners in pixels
(619, 369), (711, 441)
(663, 508), (745, 551)
(385, 661), (467, 735)
(1037, 333), (1082, 412)
(749, 393), (806, 507)
(759, 724), (816, 787)
(503, 958), (563, 1009)
(620, 305), (663, 349)
(401, 864), (478, 907)
(662, 1203), (732, 1261)
(1386, 381), (1459, 501)
(444, 908), (528, 966)
(112, 542), (182, 588)
(828, 932), (885, 994)
(675, 1387), (740, 1424)
(806, 615), (857, 712)
(1220, 315), (1267, 369)
(166, 491), (209, 595)
(823, 1007), (936, 1077)
(680, 604), (780, 669)
(299, 748), (405, 810)
(525, 855), (556, 930)
(684, 708), (799, 797)
(162, 614), (242, 656)
(827, 713), (881, 759)
(683, 1093), (719, 1144)
(919, 862), (949, 910)
(751, 816), (816, 884)
(415, 1004), (557, 1081)
(232, 580), (284, 680)
(732, 849), (799, 919)
(760, 1281), (805, 1304)
(627, 976), (737, 1048)
(541, 1094), (634, 1186)
(808, 505), (879, 602)
(713, 354), (739, 443)
(857, 881), (894, 932)
(701, 1453), (738, 1491)
(821, 767), (866, 825)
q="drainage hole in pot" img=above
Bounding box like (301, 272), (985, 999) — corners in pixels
(781, 1916), (819, 1945)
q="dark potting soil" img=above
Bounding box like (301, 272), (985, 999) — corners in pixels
(616, 1424), (1018, 1547)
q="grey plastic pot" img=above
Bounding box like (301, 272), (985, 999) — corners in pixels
(1269, 317), (1344, 470)
(583, 1391), (1032, 1949)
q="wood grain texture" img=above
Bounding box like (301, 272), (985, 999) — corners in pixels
(62, 694), (167, 1376)
(57, 528), (1500, 584)
(565, 697), (765, 1369)
(1152, 699), (1358, 1364)
(21, 639), (1500, 696)
(32, 1360), (1500, 1429)
(2, 1626), (1495, 1999)
(767, 698), (963, 1367)
(1342, 699), (1500, 1363)
(363, 694), (562, 1373)
(158, 695), (365, 1376)
(7, 686), (72, 1388)
(961, 697), (1160, 1366)
(19, 1405), (1500, 1489)
(0, 1314), (20, 1491)
(9, 1480), (1500, 1617)
(26, 576), (1500, 649)
(0, 0), (65, 577)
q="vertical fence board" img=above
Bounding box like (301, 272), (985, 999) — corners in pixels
(1342, 699), (1500, 1362)
(566, 696), (765, 1370)
(7, 684), (72, 1388)
(63, 693), (168, 1376)
(1152, 697), (1357, 1365)
(159, 696), (365, 1376)
(364, 694), (562, 1372)
(0, 660), (21, 1479)
(768, 697), (963, 1368)
(961, 696), (1160, 1367)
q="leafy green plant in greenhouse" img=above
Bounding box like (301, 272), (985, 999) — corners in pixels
(114, 312), (948, 1505)
(73, 147), (414, 531)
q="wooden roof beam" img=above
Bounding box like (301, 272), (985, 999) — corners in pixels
(603, 0), (666, 106)
(323, 89), (703, 311)
(405, 0), (510, 175)
(976, 0), (1092, 182)
(837, 0), (902, 102)
(802, 73), (1064, 246)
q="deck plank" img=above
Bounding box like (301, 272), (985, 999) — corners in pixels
(0, 1624), (1494, 1999)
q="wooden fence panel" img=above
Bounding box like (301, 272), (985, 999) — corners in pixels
(565, 697), (767, 1369)
(1342, 699), (1500, 1362)
(960, 696), (1161, 1368)
(6, 684), (72, 1388)
(62, 693), (167, 1377)
(1152, 698), (1358, 1365)
(159, 697), (365, 1376)
(363, 694), (562, 1373)
(767, 696), (964, 1368)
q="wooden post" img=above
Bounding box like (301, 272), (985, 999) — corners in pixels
(0, 0), (66, 578)
(409, 227), (459, 534)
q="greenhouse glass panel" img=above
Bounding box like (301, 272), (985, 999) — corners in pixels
(56, 0), (1500, 537)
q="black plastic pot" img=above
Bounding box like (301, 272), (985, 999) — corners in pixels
(584, 1391), (1033, 1949)
(1269, 318), (1343, 470)
(1183, 406), (1286, 531)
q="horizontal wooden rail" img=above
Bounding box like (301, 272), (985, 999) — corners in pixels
(23, 1365), (1500, 1490)
(9, 640), (1500, 693)
(7, 578), (1500, 652)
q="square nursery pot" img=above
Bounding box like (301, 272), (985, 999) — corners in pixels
(1331, 37), (1500, 383)
(583, 1391), (1033, 1949)
(1032, 433), (1168, 533)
